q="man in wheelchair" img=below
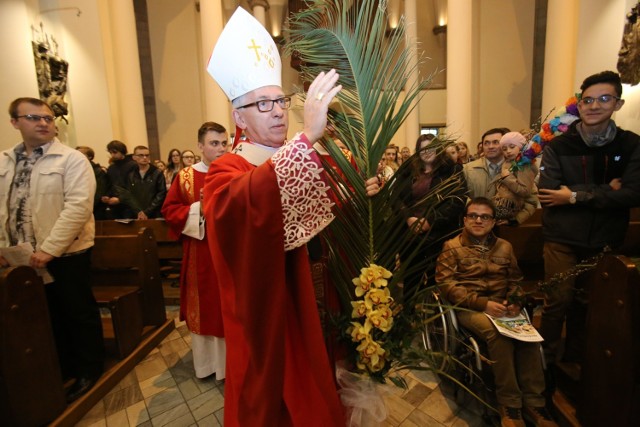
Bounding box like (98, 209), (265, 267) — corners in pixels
(436, 197), (557, 427)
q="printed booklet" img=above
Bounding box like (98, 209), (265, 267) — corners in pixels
(485, 312), (544, 342)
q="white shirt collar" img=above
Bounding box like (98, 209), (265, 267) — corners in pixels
(193, 161), (209, 173)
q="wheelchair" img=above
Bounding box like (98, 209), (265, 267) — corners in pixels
(421, 291), (490, 400)
(421, 290), (546, 424)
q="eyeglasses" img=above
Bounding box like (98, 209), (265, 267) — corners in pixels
(237, 96), (292, 112)
(135, 153), (150, 158)
(579, 95), (621, 105)
(182, 155), (195, 159)
(16, 114), (55, 123)
(465, 213), (495, 222)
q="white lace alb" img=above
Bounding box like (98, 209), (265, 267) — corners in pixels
(271, 134), (334, 251)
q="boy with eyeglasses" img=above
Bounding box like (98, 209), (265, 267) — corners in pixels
(436, 197), (557, 427)
(537, 71), (640, 380)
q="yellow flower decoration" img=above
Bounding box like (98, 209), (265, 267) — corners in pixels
(364, 287), (392, 309)
(366, 307), (394, 332)
(356, 337), (386, 370)
(357, 264), (392, 289)
(349, 320), (372, 342)
(348, 263), (395, 373)
(351, 300), (367, 318)
(352, 276), (372, 297)
(357, 354), (383, 372)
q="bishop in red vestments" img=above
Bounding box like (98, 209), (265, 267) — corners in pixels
(162, 122), (228, 379)
(204, 6), (347, 423)
(204, 7), (384, 425)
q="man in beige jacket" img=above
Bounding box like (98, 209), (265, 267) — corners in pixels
(0, 97), (103, 402)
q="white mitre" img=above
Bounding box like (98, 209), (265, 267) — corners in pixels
(207, 7), (282, 101)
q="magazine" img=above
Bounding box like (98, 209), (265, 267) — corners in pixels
(485, 312), (544, 342)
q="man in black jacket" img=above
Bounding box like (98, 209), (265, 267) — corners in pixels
(122, 145), (167, 219)
(103, 140), (137, 219)
(538, 71), (640, 371)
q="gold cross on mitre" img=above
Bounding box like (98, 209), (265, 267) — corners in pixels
(207, 7), (282, 101)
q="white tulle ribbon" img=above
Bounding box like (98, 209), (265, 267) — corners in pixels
(336, 365), (388, 427)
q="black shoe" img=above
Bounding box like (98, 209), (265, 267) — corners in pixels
(66, 376), (98, 403)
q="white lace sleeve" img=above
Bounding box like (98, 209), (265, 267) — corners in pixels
(271, 133), (334, 251)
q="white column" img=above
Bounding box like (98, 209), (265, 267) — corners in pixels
(542, 0), (579, 115)
(199, 0), (230, 131)
(248, 0), (269, 28)
(404, 0), (420, 147)
(446, 0), (473, 144)
(105, 0), (148, 146)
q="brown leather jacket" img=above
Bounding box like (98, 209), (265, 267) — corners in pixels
(435, 230), (523, 311)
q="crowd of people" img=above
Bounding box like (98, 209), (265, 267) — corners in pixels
(75, 142), (211, 221)
(1, 6), (638, 426)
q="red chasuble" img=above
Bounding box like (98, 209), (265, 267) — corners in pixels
(162, 166), (223, 337)
(203, 137), (344, 427)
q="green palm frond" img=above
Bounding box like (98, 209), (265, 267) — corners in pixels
(287, 0), (428, 169)
(286, 0), (465, 378)
(286, 0), (429, 257)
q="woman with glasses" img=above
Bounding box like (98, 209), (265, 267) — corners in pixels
(165, 148), (183, 190)
(181, 150), (196, 167)
(396, 133), (468, 297)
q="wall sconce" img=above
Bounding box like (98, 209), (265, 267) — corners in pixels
(432, 0), (447, 36)
(386, 0), (401, 37)
(433, 25), (447, 35)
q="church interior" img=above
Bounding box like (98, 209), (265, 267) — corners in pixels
(1, 0), (639, 426)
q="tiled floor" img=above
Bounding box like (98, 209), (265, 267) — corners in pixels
(76, 307), (492, 427)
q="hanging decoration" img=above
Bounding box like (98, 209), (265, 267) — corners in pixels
(31, 22), (70, 121)
(617, 2), (640, 85)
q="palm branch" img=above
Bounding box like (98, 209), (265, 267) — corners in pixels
(286, 0), (465, 378)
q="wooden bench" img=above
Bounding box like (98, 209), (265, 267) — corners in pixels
(547, 254), (640, 427)
(96, 220), (183, 303)
(496, 207), (640, 284)
(496, 209), (640, 426)
(0, 266), (66, 426)
(95, 219), (182, 261)
(496, 208), (545, 284)
(91, 227), (166, 358)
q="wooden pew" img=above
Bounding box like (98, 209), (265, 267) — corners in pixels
(551, 254), (640, 427)
(96, 220), (183, 303)
(496, 208), (545, 283)
(91, 227), (166, 358)
(495, 209), (640, 426)
(0, 266), (66, 426)
(95, 219), (182, 261)
(496, 207), (640, 283)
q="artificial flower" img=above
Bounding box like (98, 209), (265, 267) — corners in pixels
(351, 300), (368, 318)
(358, 264), (392, 288)
(367, 308), (394, 332)
(356, 337), (386, 368)
(364, 287), (392, 309)
(352, 276), (372, 297)
(511, 96), (580, 172)
(350, 320), (372, 342)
